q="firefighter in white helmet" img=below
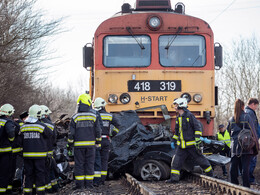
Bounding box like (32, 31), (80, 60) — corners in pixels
(93, 97), (120, 186)
(40, 105), (58, 193)
(0, 104), (15, 194)
(20, 104), (53, 195)
(167, 98), (213, 183)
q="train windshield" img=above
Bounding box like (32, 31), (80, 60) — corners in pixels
(103, 35), (151, 67)
(159, 35), (206, 67)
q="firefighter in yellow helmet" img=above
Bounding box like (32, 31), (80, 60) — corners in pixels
(68, 94), (102, 189)
(0, 104), (15, 194)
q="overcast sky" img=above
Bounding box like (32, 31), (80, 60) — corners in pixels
(35, 0), (260, 90)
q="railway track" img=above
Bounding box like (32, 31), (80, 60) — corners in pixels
(55, 173), (260, 195)
(134, 173), (260, 195)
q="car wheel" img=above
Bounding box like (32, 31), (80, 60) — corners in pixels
(138, 160), (169, 181)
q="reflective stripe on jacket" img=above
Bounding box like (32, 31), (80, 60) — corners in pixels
(99, 109), (120, 137)
(0, 117), (15, 152)
(172, 109), (202, 149)
(21, 121), (52, 158)
(68, 103), (102, 148)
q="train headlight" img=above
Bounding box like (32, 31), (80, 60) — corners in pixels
(193, 94), (202, 103)
(147, 15), (162, 31)
(120, 93), (131, 104)
(108, 94), (118, 104)
(181, 93), (191, 102)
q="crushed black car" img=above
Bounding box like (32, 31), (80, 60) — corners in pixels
(108, 110), (230, 181)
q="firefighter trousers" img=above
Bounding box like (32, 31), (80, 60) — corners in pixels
(74, 147), (96, 188)
(100, 138), (110, 182)
(7, 152), (17, 192)
(170, 147), (213, 181)
(94, 147), (102, 184)
(24, 158), (46, 195)
(0, 152), (12, 194)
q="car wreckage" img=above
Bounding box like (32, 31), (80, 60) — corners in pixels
(108, 110), (230, 181)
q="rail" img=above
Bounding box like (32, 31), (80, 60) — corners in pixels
(190, 173), (260, 195)
(124, 173), (260, 195)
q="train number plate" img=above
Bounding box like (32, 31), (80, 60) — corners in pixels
(128, 80), (181, 92)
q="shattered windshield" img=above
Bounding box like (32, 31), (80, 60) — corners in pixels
(159, 35), (206, 67)
(103, 35), (151, 67)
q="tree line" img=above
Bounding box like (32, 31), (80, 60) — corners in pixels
(215, 35), (260, 130)
(0, 0), (77, 120)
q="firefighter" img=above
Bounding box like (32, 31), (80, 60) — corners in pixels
(216, 124), (231, 176)
(6, 112), (26, 194)
(40, 105), (58, 193)
(21, 105), (53, 195)
(0, 104), (15, 194)
(93, 97), (120, 186)
(167, 98), (213, 183)
(68, 93), (102, 189)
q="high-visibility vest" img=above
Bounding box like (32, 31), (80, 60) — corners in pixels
(217, 130), (231, 148)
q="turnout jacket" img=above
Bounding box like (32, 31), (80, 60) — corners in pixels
(99, 109), (120, 137)
(21, 119), (53, 159)
(0, 116), (15, 153)
(227, 111), (259, 157)
(68, 103), (102, 147)
(41, 118), (56, 154)
(172, 108), (202, 149)
(11, 119), (23, 154)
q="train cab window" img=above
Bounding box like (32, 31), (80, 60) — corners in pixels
(103, 35), (151, 67)
(159, 35), (206, 67)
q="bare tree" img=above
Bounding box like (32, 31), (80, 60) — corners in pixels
(215, 35), (260, 128)
(0, 0), (63, 116)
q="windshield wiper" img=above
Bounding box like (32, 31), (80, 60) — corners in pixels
(165, 27), (183, 50)
(126, 26), (145, 50)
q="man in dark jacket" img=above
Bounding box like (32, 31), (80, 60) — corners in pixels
(68, 93), (102, 189)
(167, 98), (213, 183)
(245, 98), (259, 185)
(21, 105), (53, 195)
(0, 104), (15, 194)
(93, 97), (120, 186)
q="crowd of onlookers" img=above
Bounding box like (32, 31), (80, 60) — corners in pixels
(217, 98), (260, 187)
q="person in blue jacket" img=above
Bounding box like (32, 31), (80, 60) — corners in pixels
(245, 98), (259, 185)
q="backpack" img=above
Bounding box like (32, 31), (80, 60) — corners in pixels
(237, 118), (257, 156)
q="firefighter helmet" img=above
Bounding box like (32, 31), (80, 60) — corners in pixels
(28, 105), (42, 118)
(173, 98), (188, 108)
(0, 104), (15, 116)
(40, 105), (52, 116)
(93, 97), (107, 111)
(77, 93), (92, 106)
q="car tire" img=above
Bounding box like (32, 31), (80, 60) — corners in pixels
(137, 159), (170, 181)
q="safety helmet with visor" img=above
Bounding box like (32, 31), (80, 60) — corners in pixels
(29, 104), (42, 119)
(173, 98), (188, 109)
(0, 104), (15, 116)
(77, 93), (92, 106)
(93, 97), (107, 111)
(40, 105), (52, 116)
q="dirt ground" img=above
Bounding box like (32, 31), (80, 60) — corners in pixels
(254, 152), (260, 183)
